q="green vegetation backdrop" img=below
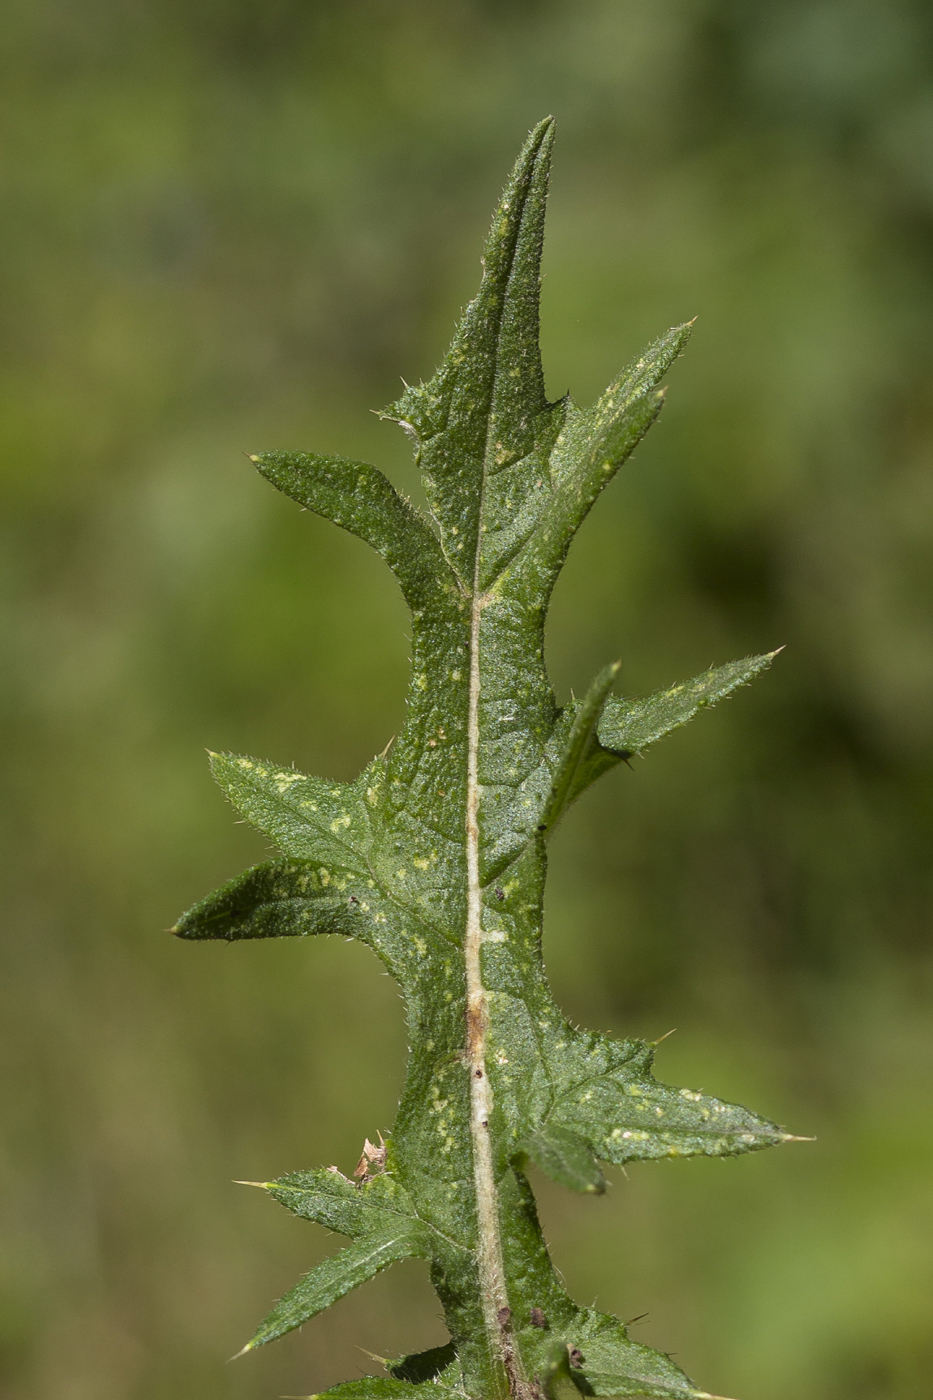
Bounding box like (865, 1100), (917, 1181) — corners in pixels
(2, 4), (931, 1399)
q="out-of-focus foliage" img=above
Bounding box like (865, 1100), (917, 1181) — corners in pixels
(0, 4), (930, 1400)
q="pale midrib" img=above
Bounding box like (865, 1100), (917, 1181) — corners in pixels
(464, 284), (530, 1400)
(464, 568), (513, 1384)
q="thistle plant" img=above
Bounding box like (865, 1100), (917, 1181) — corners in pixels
(174, 119), (795, 1400)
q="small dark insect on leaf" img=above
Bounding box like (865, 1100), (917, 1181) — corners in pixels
(530, 1307), (548, 1329)
(495, 887), (504, 900)
(497, 1306), (512, 1327)
(568, 1348), (585, 1370)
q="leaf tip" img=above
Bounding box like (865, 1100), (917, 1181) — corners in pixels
(229, 1341), (254, 1361)
(780, 1133), (816, 1144)
(232, 1180), (271, 1189)
(357, 1346), (390, 1366)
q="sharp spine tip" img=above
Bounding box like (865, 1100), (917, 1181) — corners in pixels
(357, 1347), (389, 1365)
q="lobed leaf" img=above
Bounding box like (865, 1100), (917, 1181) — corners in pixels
(176, 120), (796, 1400)
(266, 1167), (424, 1242)
(546, 1034), (786, 1166)
(540, 1344), (582, 1400)
(485, 1002), (784, 1167)
(517, 1125), (606, 1195)
(538, 663), (620, 834)
(383, 119), (554, 578)
(597, 653), (777, 758)
(171, 860), (354, 942)
(208, 751), (381, 867)
(241, 1228), (427, 1352)
(300, 1381), (463, 1400)
(388, 1342), (459, 1385)
(537, 1322), (704, 1400)
(571, 1329), (715, 1400)
(481, 652), (776, 877)
(251, 451), (451, 613)
(522, 324), (692, 589)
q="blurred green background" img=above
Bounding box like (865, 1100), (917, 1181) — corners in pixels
(2, 3), (932, 1398)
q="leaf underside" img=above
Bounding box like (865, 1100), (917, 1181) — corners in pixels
(174, 118), (790, 1400)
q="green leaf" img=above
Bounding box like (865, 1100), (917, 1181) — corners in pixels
(267, 1166), (437, 1245)
(532, 653), (778, 821)
(208, 751), (380, 868)
(178, 121), (797, 1400)
(383, 118), (554, 580)
(301, 1381), (462, 1400)
(485, 1002), (785, 1168)
(171, 860), (353, 942)
(241, 1228), (427, 1353)
(388, 1342), (459, 1385)
(562, 1313), (719, 1399)
(538, 662), (620, 834)
(597, 653), (778, 758)
(517, 1125), (606, 1195)
(251, 451), (451, 614)
(538, 1319), (716, 1400)
(545, 1034), (786, 1166)
(541, 1344), (583, 1400)
(240, 1168), (466, 1357)
(523, 323), (692, 590)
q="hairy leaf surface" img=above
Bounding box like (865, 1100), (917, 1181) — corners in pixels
(175, 119), (791, 1400)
